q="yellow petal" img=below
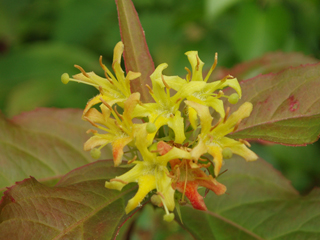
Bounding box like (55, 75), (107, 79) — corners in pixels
(220, 137), (258, 162)
(190, 138), (207, 161)
(83, 94), (102, 116)
(188, 106), (198, 129)
(155, 168), (175, 211)
(185, 100), (212, 134)
(205, 97), (225, 118)
(125, 175), (156, 214)
(213, 102), (253, 137)
(84, 135), (111, 151)
(167, 111), (186, 144)
(112, 137), (133, 166)
(185, 51), (204, 82)
(207, 145), (223, 177)
(157, 147), (192, 165)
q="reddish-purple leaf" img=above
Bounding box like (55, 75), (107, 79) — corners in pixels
(226, 63), (320, 145)
(211, 52), (319, 82)
(116, 0), (154, 103)
(0, 160), (137, 240)
(0, 108), (111, 195)
(180, 156), (320, 239)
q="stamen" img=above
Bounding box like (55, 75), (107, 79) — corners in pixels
(110, 178), (128, 184)
(233, 119), (242, 133)
(217, 90), (224, 98)
(183, 142), (189, 147)
(99, 97), (113, 111)
(74, 65), (90, 78)
(157, 191), (165, 200)
(181, 160), (188, 203)
(175, 98), (182, 104)
(104, 72), (114, 84)
(218, 169), (228, 177)
(210, 118), (222, 132)
(161, 75), (171, 89)
(83, 116), (99, 128)
(113, 106), (124, 121)
(197, 162), (211, 168)
(98, 86), (104, 95)
(223, 107), (230, 123)
(86, 129), (98, 134)
(114, 121), (124, 131)
(239, 139), (251, 147)
(99, 55), (106, 71)
(146, 84), (154, 94)
(150, 149), (160, 153)
(127, 156), (137, 164)
(221, 74), (234, 83)
(185, 67), (191, 82)
(170, 113), (174, 118)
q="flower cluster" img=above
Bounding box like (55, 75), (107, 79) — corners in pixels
(61, 41), (258, 221)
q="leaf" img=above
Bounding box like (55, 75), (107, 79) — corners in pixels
(232, 3), (291, 61)
(0, 160), (137, 240)
(179, 156), (320, 239)
(116, 0), (155, 103)
(227, 63), (320, 145)
(212, 52), (319, 82)
(0, 108), (111, 195)
(53, 0), (114, 45)
(0, 42), (101, 115)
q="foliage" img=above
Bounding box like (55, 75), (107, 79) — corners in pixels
(0, 0), (320, 239)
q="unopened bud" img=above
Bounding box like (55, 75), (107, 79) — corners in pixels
(90, 148), (101, 159)
(163, 213), (175, 222)
(146, 122), (157, 133)
(151, 195), (162, 207)
(61, 73), (70, 84)
(228, 93), (239, 104)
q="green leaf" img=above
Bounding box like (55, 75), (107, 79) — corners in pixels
(0, 42), (101, 116)
(116, 0), (154, 102)
(180, 156), (320, 239)
(0, 160), (137, 240)
(53, 0), (114, 45)
(227, 63), (320, 145)
(233, 3), (291, 61)
(0, 108), (111, 195)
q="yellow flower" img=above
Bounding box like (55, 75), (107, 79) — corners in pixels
(84, 93), (142, 166)
(164, 51), (242, 129)
(186, 100), (258, 176)
(61, 41), (141, 115)
(105, 127), (192, 214)
(133, 63), (206, 144)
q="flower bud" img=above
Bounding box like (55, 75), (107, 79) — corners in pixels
(90, 148), (101, 159)
(228, 93), (239, 104)
(146, 122), (157, 133)
(163, 213), (175, 222)
(151, 194), (162, 207)
(61, 73), (70, 84)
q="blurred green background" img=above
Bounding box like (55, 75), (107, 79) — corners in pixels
(1, 0), (320, 238)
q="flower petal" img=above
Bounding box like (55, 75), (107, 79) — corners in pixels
(125, 174), (156, 213)
(185, 51), (204, 82)
(167, 111), (186, 144)
(112, 137), (133, 166)
(207, 145), (223, 177)
(220, 137), (258, 162)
